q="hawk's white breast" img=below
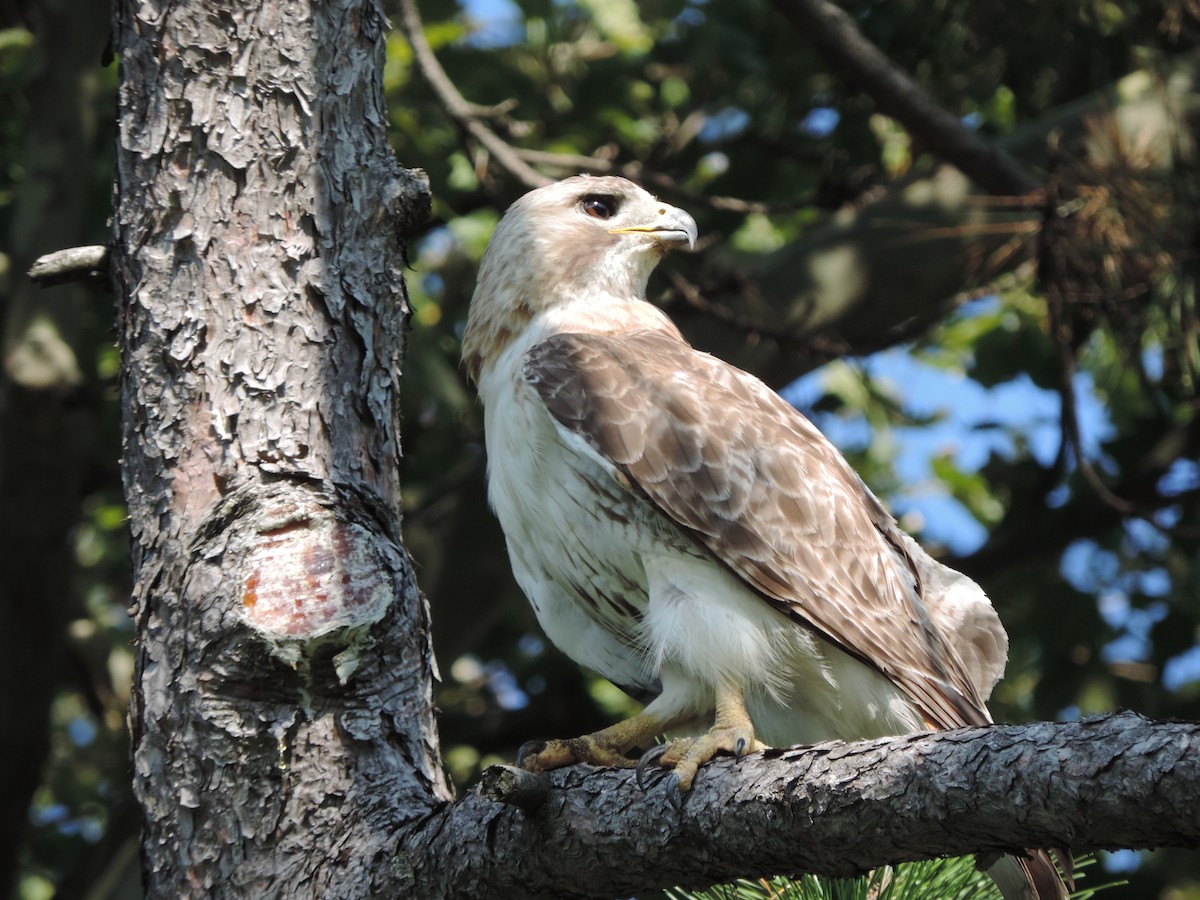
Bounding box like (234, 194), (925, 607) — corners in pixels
(477, 306), (929, 744)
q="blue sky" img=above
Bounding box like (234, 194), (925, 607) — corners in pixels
(458, 0), (525, 47)
(782, 337), (1112, 556)
(780, 322), (1200, 701)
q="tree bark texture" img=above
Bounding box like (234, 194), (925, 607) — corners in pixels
(404, 713), (1200, 899)
(111, 0), (449, 895)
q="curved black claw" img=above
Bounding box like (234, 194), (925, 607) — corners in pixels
(516, 739), (547, 769)
(734, 736), (748, 758)
(664, 773), (685, 811)
(635, 744), (670, 792)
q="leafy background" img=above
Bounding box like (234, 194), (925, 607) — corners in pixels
(0, 0), (1197, 897)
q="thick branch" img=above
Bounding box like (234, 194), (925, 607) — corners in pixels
(768, 0), (1040, 197)
(403, 713), (1199, 899)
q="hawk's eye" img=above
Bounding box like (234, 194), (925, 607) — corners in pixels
(581, 195), (619, 220)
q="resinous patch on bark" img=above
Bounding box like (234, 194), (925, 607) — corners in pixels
(239, 492), (393, 666)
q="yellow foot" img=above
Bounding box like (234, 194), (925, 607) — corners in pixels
(635, 683), (765, 804)
(517, 735), (638, 772)
(516, 706), (691, 774)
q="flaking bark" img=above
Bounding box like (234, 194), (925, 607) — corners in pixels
(111, 0), (449, 895)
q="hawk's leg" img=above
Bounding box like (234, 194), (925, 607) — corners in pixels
(638, 682), (766, 793)
(517, 706), (696, 773)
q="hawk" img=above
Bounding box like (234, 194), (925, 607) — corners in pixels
(463, 175), (1065, 900)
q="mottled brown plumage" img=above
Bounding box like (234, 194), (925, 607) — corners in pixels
(525, 329), (990, 731)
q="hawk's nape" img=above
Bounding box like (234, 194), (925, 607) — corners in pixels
(462, 175), (1068, 900)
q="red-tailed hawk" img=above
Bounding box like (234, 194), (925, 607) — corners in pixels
(463, 175), (1065, 900)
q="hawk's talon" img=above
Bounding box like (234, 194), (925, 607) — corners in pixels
(516, 739), (547, 769)
(665, 773), (684, 811)
(735, 736), (748, 757)
(516, 732), (652, 773)
(635, 743), (670, 791)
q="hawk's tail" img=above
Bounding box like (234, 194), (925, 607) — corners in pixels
(986, 849), (1071, 900)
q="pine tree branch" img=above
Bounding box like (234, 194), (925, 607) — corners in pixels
(402, 712), (1199, 899)
(768, 0), (1041, 197)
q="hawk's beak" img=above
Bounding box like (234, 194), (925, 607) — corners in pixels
(609, 207), (698, 250)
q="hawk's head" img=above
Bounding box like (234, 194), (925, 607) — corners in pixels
(463, 176), (697, 382)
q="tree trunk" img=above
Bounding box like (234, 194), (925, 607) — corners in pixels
(110, 0), (449, 895)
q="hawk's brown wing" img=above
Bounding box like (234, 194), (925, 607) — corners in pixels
(524, 329), (989, 730)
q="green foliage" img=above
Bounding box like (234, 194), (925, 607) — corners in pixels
(666, 858), (1002, 900)
(387, 5), (1199, 899)
(665, 854), (1116, 900)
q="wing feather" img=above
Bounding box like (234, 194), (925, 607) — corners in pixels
(524, 329), (990, 730)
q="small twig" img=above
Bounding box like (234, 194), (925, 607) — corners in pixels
(1044, 316), (1200, 541)
(1038, 153), (1156, 523)
(28, 245), (110, 287)
(464, 98), (518, 119)
(478, 764), (549, 813)
(964, 192), (1049, 209)
(394, 0), (551, 188)
(639, 168), (818, 216)
(664, 268), (817, 348)
(1051, 316), (1138, 515)
(768, 0), (1040, 198)
(948, 259), (1039, 310)
(665, 270), (842, 365)
(512, 147), (616, 172)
